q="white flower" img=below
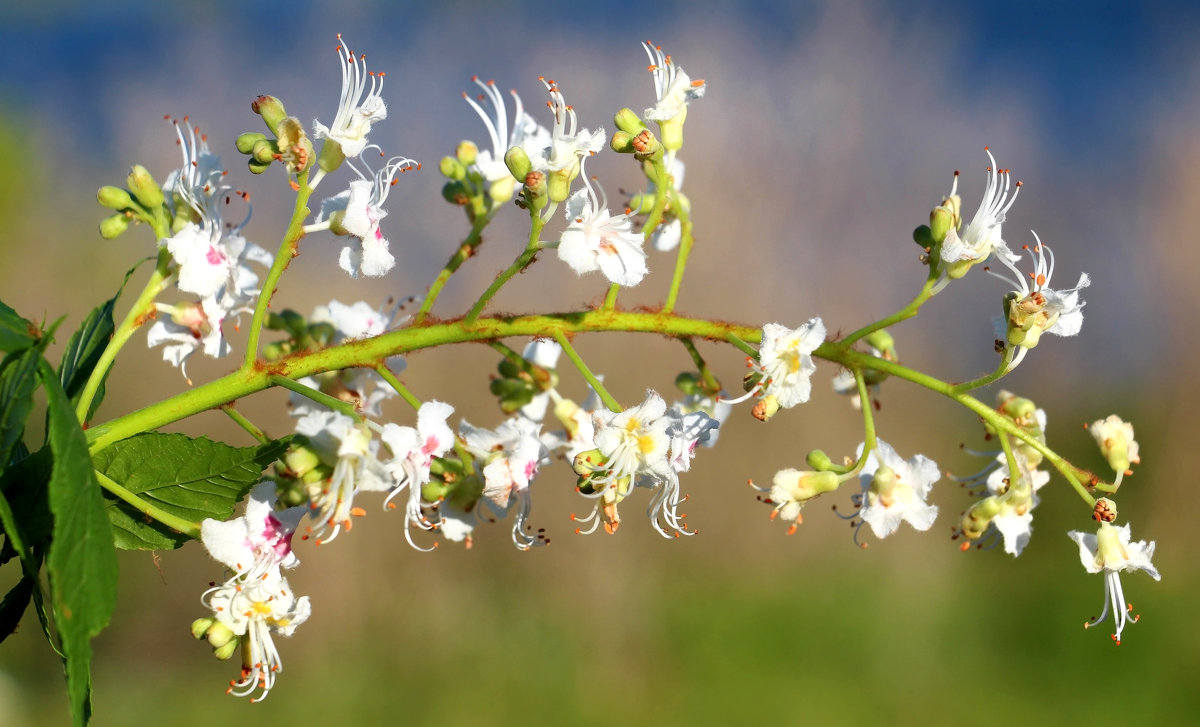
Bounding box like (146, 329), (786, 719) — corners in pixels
(939, 148), (1020, 269)
(558, 160), (648, 287)
(593, 391), (671, 481)
(989, 232), (1090, 368)
(315, 155), (419, 278)
(463, 76), (549, 185)
(1089, 414), (1140, 475)
(642, 41), (706, 124)
(201, 482), (306, 583)
(727, 319), (826, 414)
(459, 416), (548, 550)
(1068, 521), (1160, 644)
(379, 400), (456, 550)
(203, 571), (310, 702)
(637, 409), (718, 538)
(671, 388), (731, 447)
(146, 299), (228, 384)
(955, 450), (1049, 556)
(312, 33), (387, 160)
(756, 468), (840, 534)
(294, 412), (391, 544)
(848, 439), (939, 542)
(528, 78), (605, 176)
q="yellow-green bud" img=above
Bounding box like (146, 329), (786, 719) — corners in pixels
(212, 637), (239, 661)
(505, 146), (531, 181)
(610, 130), (637, 154)
(630, 129), (662, 160)
(251, 139), (277, 165)
(523, 170), (547, 200)
(251, 94), (288, 135)
(488, 176), (516, 203)
(752, 394), (780, 422)
(572, 449), (605, 477)
(205, 621), (236, 648)
(864, 330), (895, 354)
(126, 165), (163, 210)
(97, 185), (135, 211)
(236, 132), (268, 155)
(284, 445), (322, 479)
(99, 212), (131, 239)
(806, 449), (835, 471)
(627, 192), (651, 214)
(614, 107), (647, 134)
(440, 155), (467, 181)
(248, 158), (273, 175)
(455, 140), (478, 166)
(929, 205), (954, 244)
(191, 618), (216, 640)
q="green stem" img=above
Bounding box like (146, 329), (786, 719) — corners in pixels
(268, 374), (362, 421)
(75, 248), (173, 422)
(374, 365), (421, 410)
(464, 214), (546, 323)
(837, 348), (1096, 507)
(838, 273), (939, 349)
(414, 202), (493, 325)
(244, 169), (312, 367)
(726, 332), (759, 359)
(952, 347), (1016, 394)
(552, 330), (621, 413)
(661, 198), (693, 315)
(601, 283), (621, 312)
(679, 337), (721, 395)
(93, 469), (201, 538)
(220, 404), (269, 443)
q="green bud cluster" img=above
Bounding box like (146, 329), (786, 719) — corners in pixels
(95, 164), (169, 239)
(191, 617), (240, 661)
(490, 353), (557, 415)
(239, 95), (314, 176)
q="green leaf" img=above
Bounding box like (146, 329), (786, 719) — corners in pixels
(0, 346), (41, 473)
(0, 299), (36, 353)
(0, 570), (36, 645)
(59, 261), (144, 419)
(93, 433), (291, 551)
(42, 361), (117, 727)
(0, 446), (52, 566)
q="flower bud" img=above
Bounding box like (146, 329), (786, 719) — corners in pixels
(572, 449), (605, 477)
(440, 155), (467, 181)
(251, 139), (277, 165)
(284, 445), (323, 479)
(505, 146), (531, 181)
(97, 185), (135, 211)
(236, 131), (268, 155)
(610, 130), (637, 154)
(251, 94), (288, 135)
(674, 372), (702, 396)
(488, 176), (516, 203)
(1092, 497), (1117, 523)
(805, 449), (834, 471)
(205, 621), (236, 648)
(929, 204), (954, 244)
(864, 330), (895, 354)
(523, 171), (548, 210)
(247, 158), (273, 175)
(99, 212), (131, 239)
(1089, 415), (1139, 474)
(751, 394), (780, 422)
(455, 140), (478, 166)
(191, 618), (216, 640)
(630, 129), (662, 160)
(212, 637), (240, 661)
(614, 107), (647, 135)
(126, 165), (164, 210)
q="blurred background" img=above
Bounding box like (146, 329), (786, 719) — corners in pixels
(1, 0), (1198, 724)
